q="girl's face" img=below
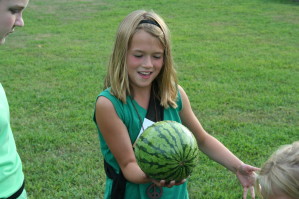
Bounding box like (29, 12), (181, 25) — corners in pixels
(0, 0), (29, 44)
(126, 30), (164, 93)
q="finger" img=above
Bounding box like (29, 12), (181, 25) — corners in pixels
(167, 180), (175, 188)
(250, 167), (260, 173)
(243, 187), (248, 199)
(250, 186), (255, 199)
(240, 164), (260, 173)
(245, 164), (260, 171)
(174, 178), (186, 186)
(152, 179), (163, 187)
(159, 180), (166, 187)
(180, 178), (187, 184)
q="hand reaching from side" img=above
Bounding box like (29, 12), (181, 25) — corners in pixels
(236, 163), (260, 199)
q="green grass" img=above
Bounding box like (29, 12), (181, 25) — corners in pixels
(0, 0), (298, 198)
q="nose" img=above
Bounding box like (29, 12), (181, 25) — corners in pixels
(14, 14), (25, 27)
(143, 56), (153, 68)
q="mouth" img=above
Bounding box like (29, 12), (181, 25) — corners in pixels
(138, 71), (152, 75)
(138, 71), (153, 78)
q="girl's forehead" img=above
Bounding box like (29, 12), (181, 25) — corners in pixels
(130, 30), (163, 50)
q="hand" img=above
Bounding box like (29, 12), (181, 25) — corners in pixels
(236, 163), (260, 199)
(151, 178), (187, 188)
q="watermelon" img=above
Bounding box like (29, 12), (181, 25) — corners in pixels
(134, 120), (199, 182)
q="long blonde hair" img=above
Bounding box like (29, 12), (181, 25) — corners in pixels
(256, 141), (299, 199)
(104, 10), (178, 108)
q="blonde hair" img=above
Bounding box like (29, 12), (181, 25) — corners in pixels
(104, 10), (178, 108)
(256, 141), (299, 199)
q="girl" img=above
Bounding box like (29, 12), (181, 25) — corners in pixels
(0, 0), (29, 198)
(94, 10), (259, 199)
(255, 141), (299, 199)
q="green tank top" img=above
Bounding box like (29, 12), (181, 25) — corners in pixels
(94, 88), (189, 199)
(0, 83), (24, 198)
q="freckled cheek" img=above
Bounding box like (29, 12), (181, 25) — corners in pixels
(153, 59), (164, 69)
(127, 56), (142, 66)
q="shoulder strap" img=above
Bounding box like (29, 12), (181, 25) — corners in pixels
(146, 86), (164, 122)
(104, 160), (126, 199)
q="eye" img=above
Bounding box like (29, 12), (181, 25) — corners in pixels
(134, 54), (143, 58)
(9, 7), (23, 14)
(9, 8), (20, 14)
(153, 54), (163, 59)
(9, 9), (18, 14)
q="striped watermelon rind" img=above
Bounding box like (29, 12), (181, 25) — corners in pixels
(134, 120), (199, 181)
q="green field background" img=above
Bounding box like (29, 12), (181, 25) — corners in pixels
(0, 0), (298, 198)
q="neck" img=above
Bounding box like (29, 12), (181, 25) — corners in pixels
(131, 86), (152, 109)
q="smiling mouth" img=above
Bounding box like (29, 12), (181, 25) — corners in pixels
(138, 71), (153, 79)
(138, 72), (152, 75)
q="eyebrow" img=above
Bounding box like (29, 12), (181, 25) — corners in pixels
(132, 49), (164, 54)
(9, 5), (26, 10)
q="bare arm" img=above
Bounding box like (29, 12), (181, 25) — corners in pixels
(178, 85), (243, 172)
(95, 96), (150, 184)
(178, 85), (259, 198)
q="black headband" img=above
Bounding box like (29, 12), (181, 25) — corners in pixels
(139, 19), (161, 29)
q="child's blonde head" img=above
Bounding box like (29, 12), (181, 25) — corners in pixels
(256, 141), (299, 199)
(104, 10), (178, 108)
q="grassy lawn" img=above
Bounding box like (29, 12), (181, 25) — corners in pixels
(0, 0), (298, 198)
